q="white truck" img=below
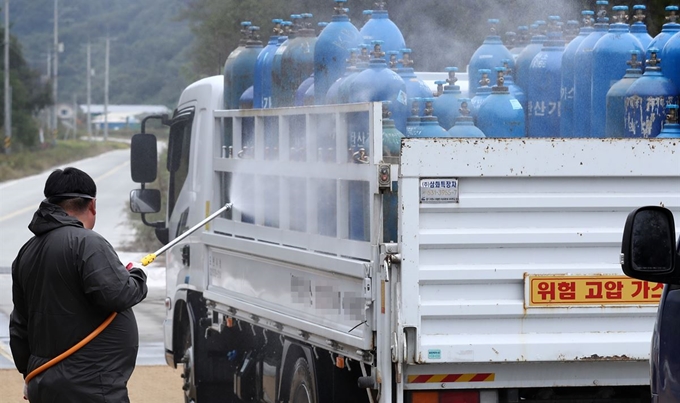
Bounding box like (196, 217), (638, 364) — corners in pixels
(129, 75), (680, 403)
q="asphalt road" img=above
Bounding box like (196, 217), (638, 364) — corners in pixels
(0, 148), (168, 370)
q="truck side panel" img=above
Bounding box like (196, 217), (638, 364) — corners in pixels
(399, 138), (680, 387)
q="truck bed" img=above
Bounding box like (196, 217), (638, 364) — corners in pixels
(198, 101), (680, 389)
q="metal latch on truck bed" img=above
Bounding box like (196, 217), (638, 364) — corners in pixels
(378, 164), (391, 192)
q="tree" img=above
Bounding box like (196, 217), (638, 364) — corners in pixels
(1, 31), (51, 150)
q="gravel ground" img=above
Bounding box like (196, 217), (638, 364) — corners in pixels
(0, 365), (185, 402)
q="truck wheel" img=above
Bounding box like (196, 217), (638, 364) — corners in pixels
(181, 325), (197, 403)
(288, 357), (317, 403)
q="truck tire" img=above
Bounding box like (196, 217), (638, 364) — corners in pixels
(180, 300), (233, 403)
(288, 357), (318, 403)
(181, 316), (198, 403)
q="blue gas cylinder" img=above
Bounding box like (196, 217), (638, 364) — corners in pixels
(510, 26), (530, 59)
(470, 69), (492, 123)
(630, 5), (652, 50)
(272, 14), (317, 107)
(560, 10), (594, 137)
(253, 19), (283, 109)
(326, 48), (359, 104)
(662, 31), (680, 89)
(447, 99), (486, 138)
(468, 19), (515, 98)
(502, 59), (526, 110)
(405, 98), (422, 138)
(380, 101), (403, 242)
(295, 74), (314, 106)
(313, 0), (363, 104)
(515, 22), (547, 93)
(605, 51), (643, 138)
(433, 67), (465, 130)
(239, 86), (254, 109)
(395, 49), (432, 115)
(527, 26), (565, 138)
(359, 1), (406, 61)
(222, 21), (252, 109)
(478, 67), (525, 138)
(409, 98), (447, 137)
(573, 2), (610, 138)
(647, 7), (680, 63)
(349, 41), (409, 136)
(591, 5), (645, 138)
(657, 104), (680, 138)
(337, 45), (369, 104)
(624, 50), (679, 138)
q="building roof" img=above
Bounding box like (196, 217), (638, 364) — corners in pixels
(79, 104), (171, 115)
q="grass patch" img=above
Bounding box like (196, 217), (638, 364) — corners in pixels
(0, 140), (129, 182)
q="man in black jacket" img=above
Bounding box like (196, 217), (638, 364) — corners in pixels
(9, 167), (148, 402)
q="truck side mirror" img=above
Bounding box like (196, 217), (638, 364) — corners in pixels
(621, 206), (680, 284)
(130, 189), (161, 214)
(131, 133), (158, 183)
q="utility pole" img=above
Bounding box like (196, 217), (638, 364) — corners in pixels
(72, 92), (76, 139)
(104, 35), (109, 141)
(86, 42), (92, 139)
(4, 0), (11, 154)
(52, 0), (58, 141)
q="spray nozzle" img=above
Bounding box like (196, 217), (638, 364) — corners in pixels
(612, 5), (629, 24)
(371, 40), (385, 59)
(445, 67), (458, 86)
(666, 6), (679, 23)
(647, 48), (661, 69)
(459, 98), (471, 117)
(666, 104), (679, 124)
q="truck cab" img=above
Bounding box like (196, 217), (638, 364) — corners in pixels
(621, 206), (680, 403)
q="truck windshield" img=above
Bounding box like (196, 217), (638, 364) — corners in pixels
(166, 108), (193, 218)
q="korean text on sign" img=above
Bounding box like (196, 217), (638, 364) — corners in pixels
(528, 275), (663, 306)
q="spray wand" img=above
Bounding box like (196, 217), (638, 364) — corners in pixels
(24, 203), (233, 386)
